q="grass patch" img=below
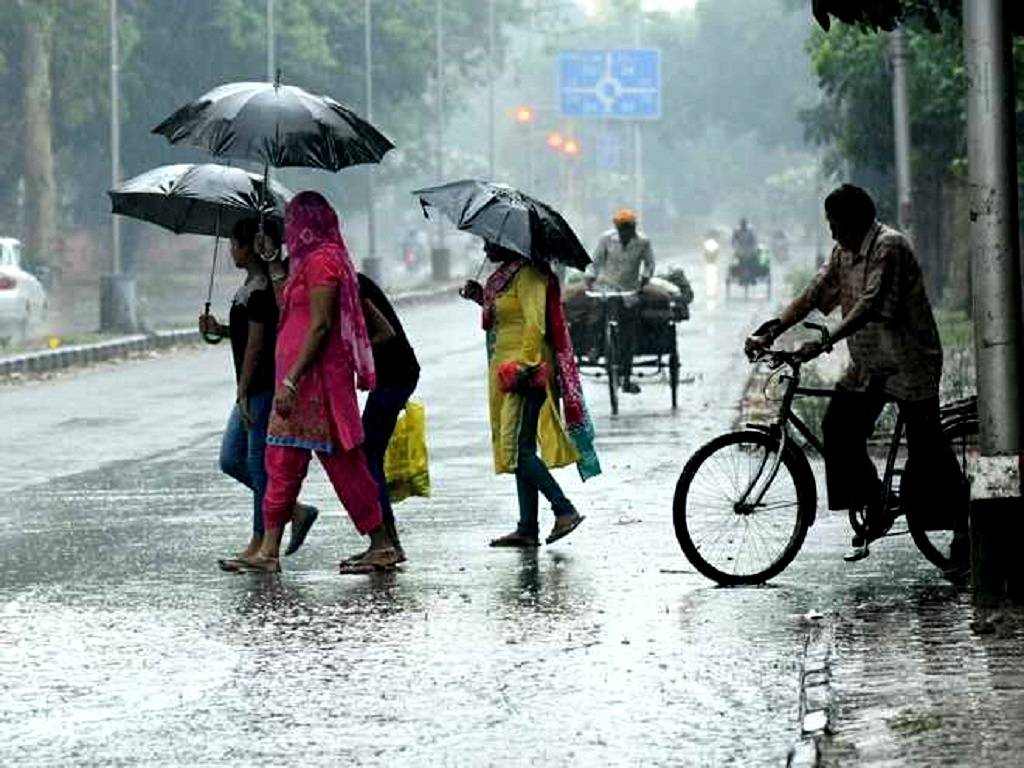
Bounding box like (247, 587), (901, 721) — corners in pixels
(887, 709), (943, 737)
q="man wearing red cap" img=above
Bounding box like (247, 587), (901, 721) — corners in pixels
(587, 208), (656, 393)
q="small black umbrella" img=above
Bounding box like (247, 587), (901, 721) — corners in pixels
(109, 163), (290, 236)
(412, 180), (591, 270)
(152, 78), (394, 171)
(109, 163), (292, 340)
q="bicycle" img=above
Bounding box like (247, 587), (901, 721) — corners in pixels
(672, 323), (978, 586)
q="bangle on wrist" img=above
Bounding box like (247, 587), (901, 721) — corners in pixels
(282, 376), (298, 394)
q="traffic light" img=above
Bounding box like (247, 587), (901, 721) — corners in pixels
(546, 131), (564, 150)
(563, 138), (580, 156)
(514, 105), (534, 123)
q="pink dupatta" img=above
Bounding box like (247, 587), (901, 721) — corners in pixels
(285, 191), (376, 392)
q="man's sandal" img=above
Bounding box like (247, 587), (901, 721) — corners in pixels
(338, 547), (399, 575)
(234, 554), (281, 573)
(545, 512), (585, 545)
(489, 532), (540, 548)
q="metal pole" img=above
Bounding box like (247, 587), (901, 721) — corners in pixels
(890, 29), (914, 238)
(363, 0), (380, 283)
(632, 13), (643, 218)
(267, 0), (275, 81)
(487, 0), (496, 179)
(436, 0), (445, 249)
(962, 0), (1023, 603)
(963, 0), (1023, 457)
(110, 0), (121, 276)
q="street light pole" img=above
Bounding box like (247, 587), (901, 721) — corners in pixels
(890, 28), (913, 239)
(487, 0), (496, 180)
(266, 0), (275, 80)
(431, 0), (449, 281)
(110, 0), (121, 278)
(363, 0), (382, 284)
(962, 0), (1024, 603)
(632, 13), (643, 218)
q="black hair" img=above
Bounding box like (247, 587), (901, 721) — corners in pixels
(824, 184), (876, 229)
(231, 217), (282, 249)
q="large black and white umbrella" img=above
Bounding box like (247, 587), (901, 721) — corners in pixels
(152, 79), (394, 172)
(413, 179), (591, 271)
(109, 163), (293, 340)
(108, 163), (291, 236)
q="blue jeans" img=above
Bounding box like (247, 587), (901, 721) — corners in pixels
(516, 389), (575, 537)
(362, 380), (417, 542)
(219, 390), (274, 536)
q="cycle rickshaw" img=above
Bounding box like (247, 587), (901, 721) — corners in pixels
(566, 281), (687, 416)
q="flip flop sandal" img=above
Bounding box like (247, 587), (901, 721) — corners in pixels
(284, 504), (320, 556)
(217, 557), (246, 573)
(339, 548), (370, 567)
(339, 547), (399, 575)
(489, 532), (540, 548)
(234, 555), (281, 573)
(545, 513), (586, 545)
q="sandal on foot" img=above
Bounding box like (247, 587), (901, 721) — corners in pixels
(284, 503), (320, 556)
(489, 531), (540, 548)
(235, 554), (281, 573)
(545, 513), (585, 545)
(339, 547), (399, 574)
(339, 548), (370, 567)
(218, 557), (246, 573)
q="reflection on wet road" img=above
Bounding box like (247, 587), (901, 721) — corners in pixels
(1, 270), (899, 765)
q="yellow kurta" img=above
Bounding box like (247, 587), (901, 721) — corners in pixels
(489, 265), (579, 474)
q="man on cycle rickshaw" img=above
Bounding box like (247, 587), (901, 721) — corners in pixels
(745, 184), (968, 571)
(585, 208), (656, 394)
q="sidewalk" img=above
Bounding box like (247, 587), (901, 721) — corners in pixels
(787, 502), (1024, 767)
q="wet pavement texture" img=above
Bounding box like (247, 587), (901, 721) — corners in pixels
(3, 258), (1021, 766)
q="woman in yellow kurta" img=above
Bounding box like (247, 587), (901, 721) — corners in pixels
(463, 242), (600, 547)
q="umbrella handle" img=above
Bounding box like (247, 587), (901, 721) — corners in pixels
(201, 301), (224, 345)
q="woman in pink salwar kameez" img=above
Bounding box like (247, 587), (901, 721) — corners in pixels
(238, 191), (398, 574)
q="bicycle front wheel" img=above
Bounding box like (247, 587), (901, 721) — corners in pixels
(673, 430), (815, 585)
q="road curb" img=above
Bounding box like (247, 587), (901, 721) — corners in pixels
(787, 613), (836, 767)
(0, 281), (459, 380)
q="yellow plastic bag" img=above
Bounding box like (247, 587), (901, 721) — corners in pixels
(383, 401), (431, 502)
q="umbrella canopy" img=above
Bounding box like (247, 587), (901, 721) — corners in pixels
(413, 180), (591, 270)
(152, 80), (394, 171)
(108, 163), (291, 237)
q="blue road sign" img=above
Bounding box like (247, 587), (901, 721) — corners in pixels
(558, 49), (661, 120)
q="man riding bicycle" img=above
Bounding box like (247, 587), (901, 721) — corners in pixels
(745, 184), (968, 569)
(587, 208), (656, 394)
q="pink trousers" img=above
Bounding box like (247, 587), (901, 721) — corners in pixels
(263, 444), (382, 534)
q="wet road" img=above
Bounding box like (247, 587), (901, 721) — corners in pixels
(1, 260), (960, 766)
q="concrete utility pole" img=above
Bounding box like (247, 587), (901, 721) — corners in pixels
(362, 0), (382, 284)
(431, 0), (450, 281)
(890, 29), (914, 238)
(101, 0), (137, 333)
(266, 0), (275, 80)
(962, 0), (1024, 604)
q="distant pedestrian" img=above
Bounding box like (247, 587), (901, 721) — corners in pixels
(461, 241), (600, 548)
(198, 218), (317, 572)
(237, 191), (397, 574)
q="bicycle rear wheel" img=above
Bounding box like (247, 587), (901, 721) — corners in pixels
(605, 321), (619, 415)
(673, 430), (815, 585)
(905, 418), (977, 570)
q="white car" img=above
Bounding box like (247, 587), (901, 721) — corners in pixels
(0, 237), (47, 342)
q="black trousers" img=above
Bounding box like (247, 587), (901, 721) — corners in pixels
(821, 386), (967, 525)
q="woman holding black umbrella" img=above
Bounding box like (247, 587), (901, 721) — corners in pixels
(461, 241), (600, 548)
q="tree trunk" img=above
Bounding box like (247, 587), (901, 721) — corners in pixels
(21, 8), (57, 273)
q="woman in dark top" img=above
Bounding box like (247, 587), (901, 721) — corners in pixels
(287, 271), (421, 566)
(199, 218), (316, 570)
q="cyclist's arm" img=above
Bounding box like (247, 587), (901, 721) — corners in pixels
(588, 237), (608, 281)
(770, 248), (841, 339)
(640, 240), (655, 284)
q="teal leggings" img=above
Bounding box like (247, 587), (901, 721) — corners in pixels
(516, 389), (575, 536)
